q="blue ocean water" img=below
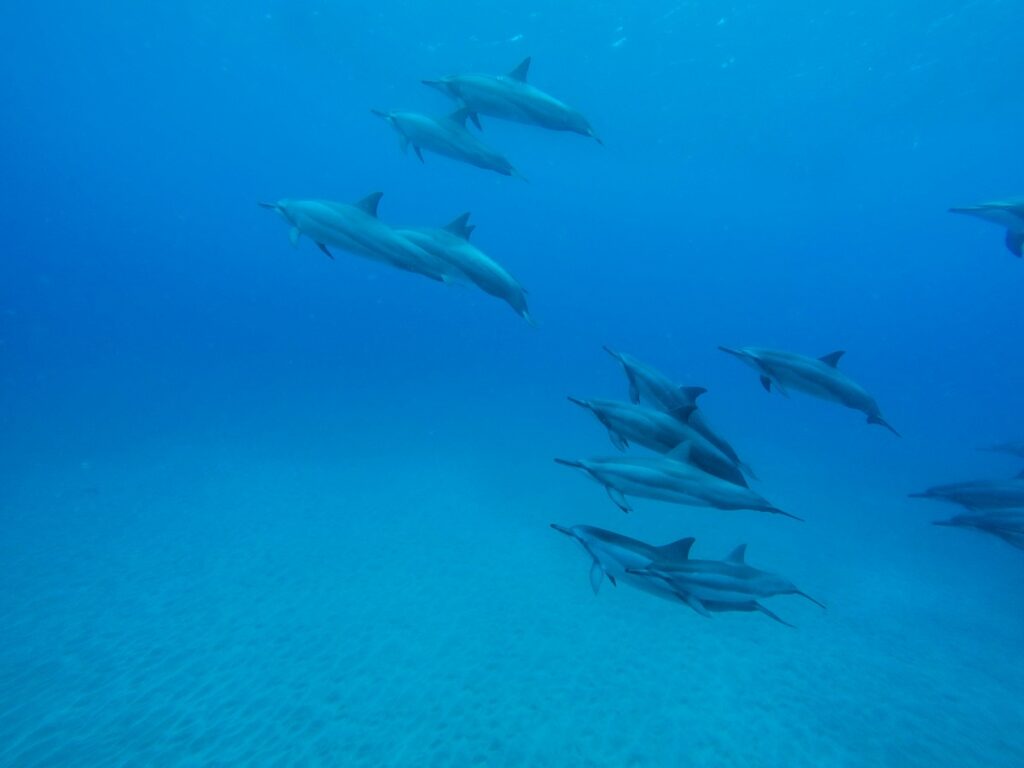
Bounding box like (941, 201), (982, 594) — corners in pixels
(2, 1), (1023, 765)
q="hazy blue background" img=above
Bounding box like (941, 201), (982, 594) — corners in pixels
(2, 1), (1023, 766)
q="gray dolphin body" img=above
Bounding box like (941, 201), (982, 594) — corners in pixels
(554, 450), (798, 519)
(909, 471), (1024, 511)
(949, 199), (1024, 257)
(981, 441), (1024, 459)
(720, 346), (899, 436)
(566, 397), (749, 486)
(933, 511), (1024, 551)
(423, 57), (601, 142)
(397, 213), (533, 324)
(371, 108), (522, 178)
(603, 347), (752, 473)
(259, 195), (448, 281)
(626, 543), (825, 627)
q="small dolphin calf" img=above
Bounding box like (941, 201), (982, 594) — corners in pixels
(566, 397), (749, 486)
(554, 447), (798, 519)
(259, 194), (448, 281)
(933, 511), (1024, 551)
(423, 57), (601, 142)
(981, 441), (1024, 459)
(720, 346), (899, 436)
(909, 470), (1024, 511)
(371, 108), (523, 178)
(397, 213), (533, 324)
(627, 543), (825, 627)
(949, 199), (1024, 257)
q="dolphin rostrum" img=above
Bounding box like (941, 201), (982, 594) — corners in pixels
(371, 108), (524, 178)
(566, 397), (749, 486)
(933, 511), (1024, 551)
(603, 347), (753, 474)
(554, 445), (799, 520)
(397, 213), (533, 324)
(719, 346), (900, 436)
(909, 470), (1024, 511)
(949, 199), (1024, 257)
(258, 195), (449, 281)
(422, 57), (602, 143)
(626, 542), (825, 627)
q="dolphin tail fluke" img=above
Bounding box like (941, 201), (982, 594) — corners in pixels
(1006, 230), (1024, 257)
(755, 602), (796, 629)
(796, 591), (827, 610)
(867, 415), (901, 437)
(769, 506), (804, 522)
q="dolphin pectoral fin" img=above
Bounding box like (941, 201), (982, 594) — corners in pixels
(398, 134), (410, 154)
(666, 404), (697, 421)
(1006, 230), (1023, 257)
(677, 593), (712, 618)
(469, 111), (482, 130)
(608, 429), (629, 452)
(606, 486), (632, 513)
(627, 378), (640, 404)
(759, 375), (772, 393)
(413, 145), (425, 163)
(755, 602), (796, 628)
(738, 461), (759, 481)
(589, 562), (604, 594)
(316, 242), (335, 260)
(289, 227), (300, 247)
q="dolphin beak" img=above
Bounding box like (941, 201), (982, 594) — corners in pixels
(907, 492), (930, 499)
(566, 396), (589, 410)
(717, 345), (746, 360)
(257, 202), (278, 210)
(421, 79), (444, 91)
(370, 109), (389, 120)
(931, 519), (955, 527)
(554, 458), (584, 470)
(549, 523), (574, 538)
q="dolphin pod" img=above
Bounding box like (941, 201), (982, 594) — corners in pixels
(949, 199), (1024, 257)
(423, 57), (602, 143)
(551, 524), (823, 627)
(371, 108), (524, 178)
(719, 346), (900, 436)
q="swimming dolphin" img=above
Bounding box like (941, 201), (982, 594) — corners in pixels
(949, 199), (1024, 257)
(603, 347), (753, 474)
(980, 441), (1024, 459)
(422, 57), (602, 143)
(932, 511), (1024, 551)
(909, 470), (1024, 511)
(371, 108), (524, 178)
(258, 195), (449, 281)
(554, 445), (799, 519)
(397, 213), (533, 324)
(626, 543), (825, 627)
(566, 397), (749, 486)
(719, 346), (900, 436)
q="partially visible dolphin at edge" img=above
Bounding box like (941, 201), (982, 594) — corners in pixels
(719, 346), (900, 436)
(371, 107), (524, 179)
(626, 542), (826, 627)
(909, 470), (1024, 511)
(932, 511), (1024, 551)
(566, 397), (749, 487)
(980, 441), (1024, 459)
(422, 57), (602, 143)
(949, 200), (1024, 257)
(397, 213), (534, 324)
(258, 194), (449, 281)
(554, 446), (800, 520)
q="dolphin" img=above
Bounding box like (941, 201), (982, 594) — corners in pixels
(932, 511), (1024, 551)
(258, 194), (450, 281)
(949, 199), (1024, 257)
(719, 346), (900, 436)
(422, 57), (602, 143)
(909, 470), (1024, 511)
(626, 543), (825, 626)
(603, 347), (753, 474)
(566, 397), (749, 486)
(980, 441), (1024, 459)
(371, 108), (524, 178)
(397, 213), (533, 324)
(554, 445), (799, 520)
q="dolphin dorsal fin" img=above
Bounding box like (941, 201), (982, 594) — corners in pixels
(508, 57), (531, 82)
(666, 440), (693, 463)
(443, 212), (475, 240)
(819, 350), (845, 367)
(680, 386), (707, 402)
(655, 536), (695, 561)
(356, 192), (384, 217)
(725, 544), (747, 563)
